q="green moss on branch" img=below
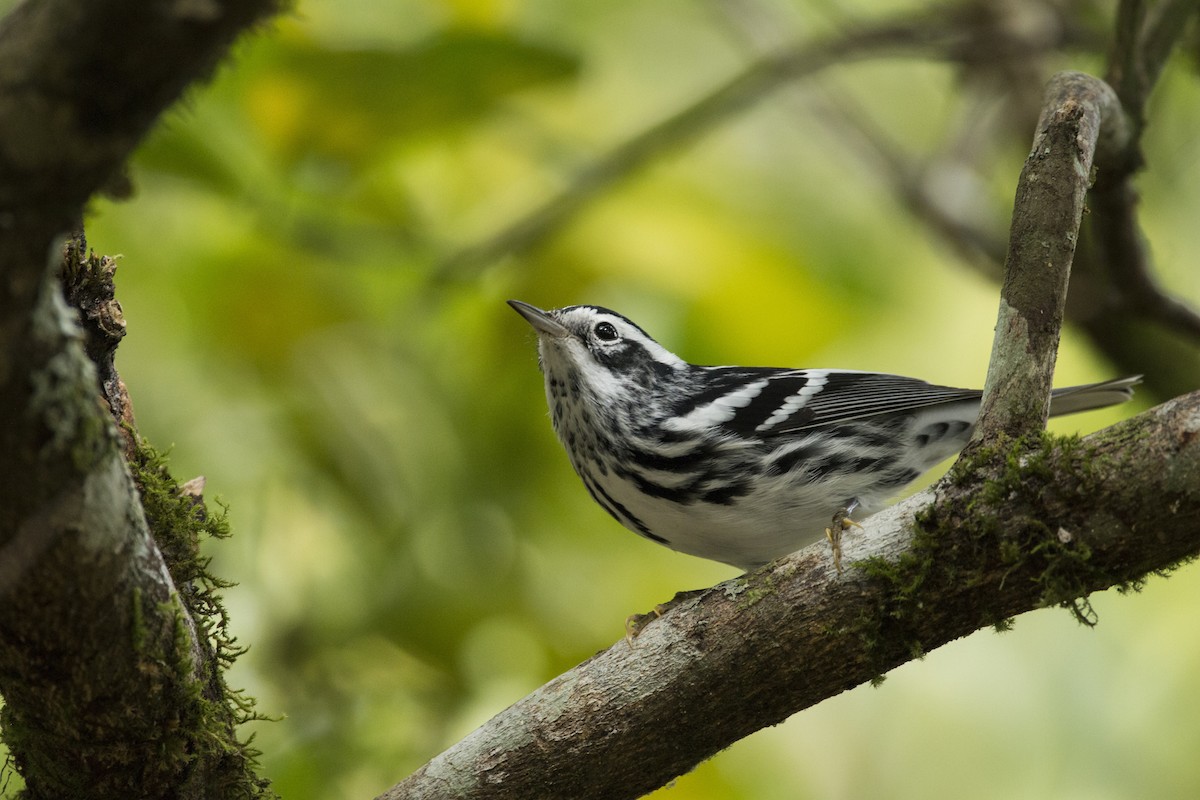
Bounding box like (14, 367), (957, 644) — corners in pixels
(853, 430), (1177, 673)
(128, 439), (276, 799)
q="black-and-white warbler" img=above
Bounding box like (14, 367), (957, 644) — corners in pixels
(509, 300), (1139, 572)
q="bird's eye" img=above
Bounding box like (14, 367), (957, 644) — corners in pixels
(594, 321), (619, 342)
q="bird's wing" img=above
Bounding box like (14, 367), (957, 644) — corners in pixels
(671, 368), (981, 438)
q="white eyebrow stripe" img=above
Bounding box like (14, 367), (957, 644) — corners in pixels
(558, 306), (686, 368)
(625, 330), (683, 366)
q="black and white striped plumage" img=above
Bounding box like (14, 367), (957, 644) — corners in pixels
(509, 300), (1139, 571)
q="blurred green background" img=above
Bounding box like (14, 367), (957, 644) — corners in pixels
(16, 0), (1200, 797)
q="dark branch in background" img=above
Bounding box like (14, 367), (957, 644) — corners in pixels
(382, 70), (1200, 800)
(798, 0), (1200, 400)
(0, 0), (279, 796)
(435, 7), (999, 281)
(1069, 0), (1200, 396)
(1141, 0), (1200, 83)
(1108, 0), (1200, 133)
(706, 0), (1014, 272)
(1062, 0), (1200, 397)
(1086, 182), (1200, 342)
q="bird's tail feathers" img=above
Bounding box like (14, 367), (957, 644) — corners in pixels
(1048, 375), (1142, 417)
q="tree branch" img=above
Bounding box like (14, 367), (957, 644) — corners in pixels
(973, 72), (1129, 447)
(0, 0), (279, 796)
(381, 392), (1200, 800)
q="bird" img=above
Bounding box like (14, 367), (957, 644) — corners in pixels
(508, 299), (1139, 573)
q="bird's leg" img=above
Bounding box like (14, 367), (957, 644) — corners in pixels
(826, 500), (863, 574)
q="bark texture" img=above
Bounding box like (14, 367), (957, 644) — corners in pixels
(975, 72), (1129, 446)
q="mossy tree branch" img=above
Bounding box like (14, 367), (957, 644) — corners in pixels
(0, 0), (279, 797)
(382, 394), (1200, 800)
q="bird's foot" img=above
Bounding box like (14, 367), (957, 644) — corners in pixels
(825, 507), (863, 574)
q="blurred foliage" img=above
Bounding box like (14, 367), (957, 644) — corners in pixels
(6, 0), (1200, 797)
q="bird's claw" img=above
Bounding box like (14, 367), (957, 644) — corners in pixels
(825, 507), (863, 574)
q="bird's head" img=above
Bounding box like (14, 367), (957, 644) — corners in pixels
(507, 300), (685, 398)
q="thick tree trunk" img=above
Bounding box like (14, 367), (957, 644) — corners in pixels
(0, 1), (279, 796)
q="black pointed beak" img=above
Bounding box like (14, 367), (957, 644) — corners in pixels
(508, 300), (571, 338)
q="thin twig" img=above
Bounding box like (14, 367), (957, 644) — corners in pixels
(809, 89), (1010, 270)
